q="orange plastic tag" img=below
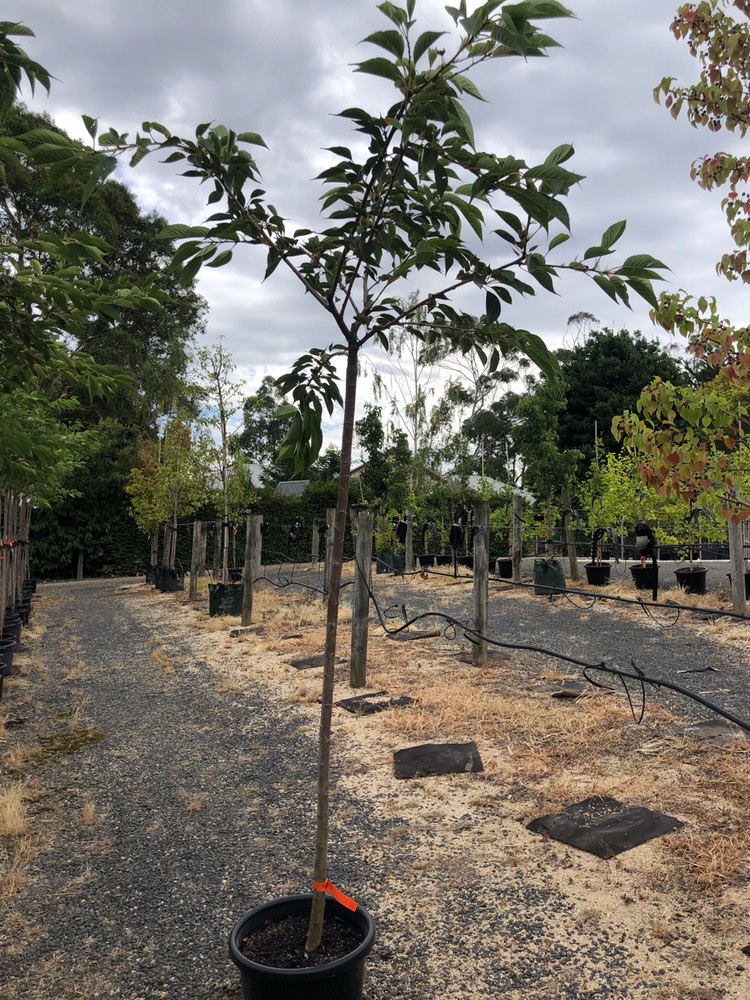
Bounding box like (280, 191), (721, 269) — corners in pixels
(312, 880), (358, 912)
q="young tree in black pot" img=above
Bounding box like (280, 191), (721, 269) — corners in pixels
(15, 2), (669, 991)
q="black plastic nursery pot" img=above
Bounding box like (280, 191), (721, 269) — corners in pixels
(23, 578), (37, 595)
(208, 582), (244, 617)
(533, 557), (566, 595)
(2, 616), (22, 646)
(727, 572), (750, 600)
(434, 554), (452, 567)
(495, 557), (513, 579)
(584, 562), (611, 587)
(674, 566), (707, 595)
(228, 894), (375, 1000)
(0, 637), (16, 677)
(630, 564), (658, 591)
(375, 553), (405, 575)
(157, 567), (184, 593)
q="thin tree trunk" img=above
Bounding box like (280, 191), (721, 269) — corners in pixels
(306, 342), (358, 954)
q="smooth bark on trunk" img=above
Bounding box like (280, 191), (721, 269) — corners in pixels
(306, 343), (358, 954)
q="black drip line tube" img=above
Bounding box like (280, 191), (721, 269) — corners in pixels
(351, 555), (750, 736)
(489, 577), (750, 626)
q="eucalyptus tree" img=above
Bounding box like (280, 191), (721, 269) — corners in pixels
(25, 0), (668, 952)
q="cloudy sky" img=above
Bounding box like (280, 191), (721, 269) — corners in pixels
(12, 0), (747, 442)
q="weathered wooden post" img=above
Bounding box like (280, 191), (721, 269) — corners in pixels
(561, 487), (579, 583)
(405, 508), (414, 574)
(212, 520), (221, 577)
(311, 518), (320, 565)
(512, 494), (523, 583)
(323, 507), (335, 595)
(728, 520), (747, 614)
(198, 522), (207, 577)
(241, 515), (263, 626)
(189, 520), (201, 600)
(472, 503), (489, 666)
(350, 511), (373, 688)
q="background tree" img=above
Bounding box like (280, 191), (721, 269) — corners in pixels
(236, 375), (295, 487)
(127, 414), (209, 572)
(196, 342), (251, 584)
(512, 376), (583, 541)
(556, 327), (687, 464)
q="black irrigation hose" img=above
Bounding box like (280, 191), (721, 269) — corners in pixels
(355, 556), (750, 735)
(491, 577), (750, 625)
(583, 661), (750, 735)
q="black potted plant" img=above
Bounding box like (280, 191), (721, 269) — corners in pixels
(584, 526), (614, 586)
(674, 504), (710, 595)
(48, 0), (667, 991)
(630, 520), (659, 592)
(197, 342), (255, 616)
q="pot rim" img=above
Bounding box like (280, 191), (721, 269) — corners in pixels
(228, 893), (375, 983)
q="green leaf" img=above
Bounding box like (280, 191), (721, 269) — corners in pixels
(354, 58), (403, 83)
(377, 1), (408, 26)
(600, 220), (626, 249)
(486, 290), (502, 324)
(159, 224), (210, 240)
(205, 249), (233, 268)
(361, 29), (404, 57)
(544, 143), (575, 165)
(621, 254), (669, 272)
(274, 403), (298, 419)
(548, 232), (570, 250)
(413, 30), (446, 63)
(504, 1), (574, 20)
(237, 131), (268, 147)
(82, 115), (98, 141)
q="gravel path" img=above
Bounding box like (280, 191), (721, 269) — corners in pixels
(1, 575), (748, 999)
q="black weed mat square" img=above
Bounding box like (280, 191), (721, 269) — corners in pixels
(336, 691), (416, 715)
(526, 795), (684, 858)
(394, 741), (483, 779)
(288, 654), (345, 670)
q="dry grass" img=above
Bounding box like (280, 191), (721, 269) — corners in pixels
(0, 784), (30, 837)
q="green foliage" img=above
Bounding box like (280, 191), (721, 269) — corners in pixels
(556, 327), (687, 464)
(127, 417), (208, 535)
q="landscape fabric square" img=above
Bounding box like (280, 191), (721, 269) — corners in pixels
(288, 654), (344, 670)
(394, 741), (483, 779)
(526, 795), (684, 858)
(337, 692), (415, 715)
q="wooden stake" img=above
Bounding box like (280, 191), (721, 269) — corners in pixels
(472, 503), (489, 666)
(350, 511), (373, 688)
(241, 515), (263, 626)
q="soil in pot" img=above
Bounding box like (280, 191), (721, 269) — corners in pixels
(674, 566), (708, 596)
(241, 910), (363, 969)
(229, 894), (375, 1000)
